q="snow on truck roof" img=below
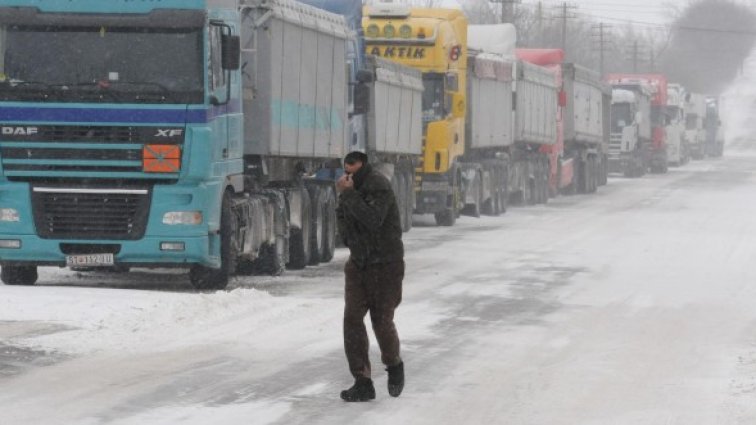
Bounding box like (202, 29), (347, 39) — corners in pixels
(612, 89), (638, 104)
(468, 24), (516, 58)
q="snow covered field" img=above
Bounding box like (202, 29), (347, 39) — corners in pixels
(3, 149), (756, 424)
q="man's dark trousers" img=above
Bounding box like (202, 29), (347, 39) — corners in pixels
(344, 259), (404, 378)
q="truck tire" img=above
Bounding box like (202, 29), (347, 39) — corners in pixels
(287, 189), (312, 270)
(403, 170), (414, 232)
(497, 165), (509, 214)
(307, 186), (325, 265)
(1, 266), (38, 286)
(396, 173), (408, 231)
(320, 187), (337, 263)
(189, 192), (236, 291)
(434, 207), (456, 226)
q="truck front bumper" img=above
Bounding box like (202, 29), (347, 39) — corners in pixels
(0, 180), (224, 268)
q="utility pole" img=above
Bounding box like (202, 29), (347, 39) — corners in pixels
(591, 22), (611, 76)
(555, 2), (577, 55)
(632, 40), (639, 73)
(493, 0), (519, 24)
(537, 1), (544, 46)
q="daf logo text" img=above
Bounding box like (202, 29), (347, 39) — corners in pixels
(2, 126), (38, 136)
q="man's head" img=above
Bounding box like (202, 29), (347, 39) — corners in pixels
(343, 151), (368, 175)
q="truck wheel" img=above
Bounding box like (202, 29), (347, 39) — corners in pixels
(307, 186), (325, 265)
(320, 187), (337, 263)
(497, 166), (509, 214)
(1, 266), (38, 286)
(403, 170), (414, 232)
(434, 208), (456, 226)
(189, 192), (236, 291)
(396, 173), (409, 231)
(287, 189), (312, 270)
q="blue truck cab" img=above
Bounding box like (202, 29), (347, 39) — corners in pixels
(0, 0), (247, 287)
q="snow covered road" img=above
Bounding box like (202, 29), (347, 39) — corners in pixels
(3, 151), (756, 424)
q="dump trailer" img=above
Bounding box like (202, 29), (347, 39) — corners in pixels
(469, 26), (558, 208)
(0, 0), (357, 288)
(300, 0), (423, 233)
(666, 83), (689, 166)
(608, 87), (652, 177)
(516, 49), (609, 194)
(685, 93), (708, 160)
(705, 97), (724, 157)
(607, 74), (669, 174)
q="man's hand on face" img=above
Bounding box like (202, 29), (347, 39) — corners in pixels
(336, 174), (354, 193)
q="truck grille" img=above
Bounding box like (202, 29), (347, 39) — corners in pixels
(31, 187), (151, 240)
(0, 125), (183, 181)
(608, 133), (623, 159)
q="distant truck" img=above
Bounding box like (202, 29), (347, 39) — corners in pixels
(363, 6), (558, 226)
(685, 92), (708, 160)
(607, 74), (669, 174)
(705, 97), (725, 157)
(666, 83), (689, 166)
(608, 87), (652, 177)
(516, 49), (610, 194)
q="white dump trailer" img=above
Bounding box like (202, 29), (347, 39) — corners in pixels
(364, 55), (424, 231)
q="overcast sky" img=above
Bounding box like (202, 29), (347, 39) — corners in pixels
(440, 0), (675, 25)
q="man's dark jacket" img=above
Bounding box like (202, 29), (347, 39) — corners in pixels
(337, 164), (404, 268)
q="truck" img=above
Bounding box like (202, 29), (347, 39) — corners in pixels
(467, 25), (557, 208)
(684, 92), (708, 160)
(607, 74), (669, 174)
(0, 0), (376, 289)
(300, 0), (423, 233)
(666, 83), (689, 166)
(363, 5), (558, 225)
(705, 97), (724, 157)
(608, 86), (652, 177)
(516, 49), (610, 195)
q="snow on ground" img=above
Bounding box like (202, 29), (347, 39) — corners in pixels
(3, 149), (756, 424)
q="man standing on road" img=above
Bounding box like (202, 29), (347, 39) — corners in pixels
(335, 151), (405, 402)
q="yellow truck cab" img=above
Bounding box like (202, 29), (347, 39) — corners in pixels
(363, 3), (467, 226)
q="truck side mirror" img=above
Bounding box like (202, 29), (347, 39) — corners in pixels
(353, 83), (370, 115)
(221, 34), (241, 70)
(356, 69), (375, 84)
(451, 93), (465, 119)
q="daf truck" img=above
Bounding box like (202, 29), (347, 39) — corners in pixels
(0, 0), (368, 288)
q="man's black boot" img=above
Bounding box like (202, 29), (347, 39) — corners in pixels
(386, 362), (404, 397)
(340, 377), (376, 402)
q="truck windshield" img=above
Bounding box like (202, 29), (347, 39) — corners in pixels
(611, 103), (633, 133)
(422, 73), (446, 123)
(0, 25), (203, 104)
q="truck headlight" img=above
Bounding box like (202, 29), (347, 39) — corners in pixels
(162, 211), (203, 225)
(0, 208), (19, 222)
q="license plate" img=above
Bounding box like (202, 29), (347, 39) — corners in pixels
(66, 253), (115, 267)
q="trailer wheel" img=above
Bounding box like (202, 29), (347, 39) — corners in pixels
(320, 187), (337, 263)
(287, 188), (312, 270)
(403, 170), (414, 232)
(434, 208), (456, 226)
(497, 165), (509, 214)
(189, 192), (236, 291)
(308, 186), (325, 265)
(1, 266), (38, 286)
